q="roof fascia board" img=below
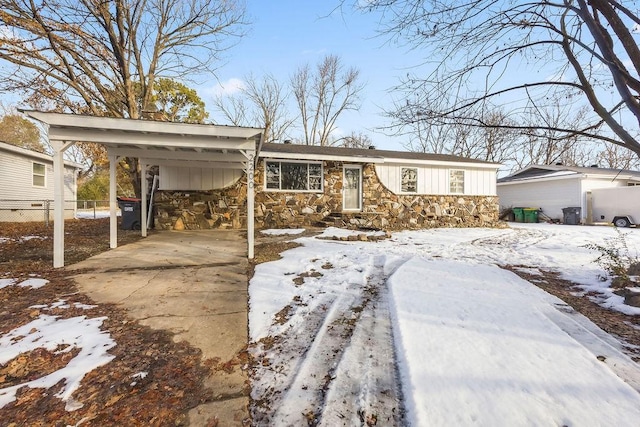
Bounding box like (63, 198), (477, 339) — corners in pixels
(48, 128), (256, 150)
(497, 174), (581, 185)
(382, 157), (500, 169)
(259, 150), (499, 169)
(23, 110), (264, 140)
(259, 150), (385, 163)
(582, 173), (640, 180)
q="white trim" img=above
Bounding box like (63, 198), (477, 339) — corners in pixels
(32, 161), (47, 188)
(261, 151), (384, 163)
(400, 166), (418, 194)
(383, 158), (500, 169)
(343, 165), (363, 212)
(449, 169), (466, 195)
(497, 174), (582, 186)
(109, 153), (118, 250)
(264, 159), (324, 192)
(259, 149), (500, 169)
(23, 110), (263, 140)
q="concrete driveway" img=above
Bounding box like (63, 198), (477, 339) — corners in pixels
(67, 229), (250, 425)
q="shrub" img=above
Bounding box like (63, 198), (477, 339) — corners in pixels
(584, 228), (638, 289)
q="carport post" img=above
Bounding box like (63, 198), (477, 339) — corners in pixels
(108, 151), (118, 249)
(140, 159), (148, 237)
(244, 149), (256, 259)
(51, 140), (73, 268)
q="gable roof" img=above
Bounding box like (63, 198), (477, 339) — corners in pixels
(498, 164), (640, 183)
(0, 140), (83, 169)
(259, 142), (500, 168)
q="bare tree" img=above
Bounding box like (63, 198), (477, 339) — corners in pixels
(595, 143), (640, 170)
(449, 110), (519, 164)
(353, 1), (640, 161)
(334, 131), (373, 149)
(515, 100), (595, 169)
(291, 54), (364, 146)
(213, 74), (295, 143)
(398, 100), (519, 164)
(0, 0), (247, 195)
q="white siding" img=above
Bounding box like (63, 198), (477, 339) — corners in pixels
(375, 164), (496, 196)
(0, 148), (78, 221)
(159, 166), (242, 190)
(0, 150), (77, 200)
(497, 178), (581, 221)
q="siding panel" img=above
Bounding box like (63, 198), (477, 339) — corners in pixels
(497, 178), (581, 220)
(159, 166), (242, 191)
(375, 164), (496, 196)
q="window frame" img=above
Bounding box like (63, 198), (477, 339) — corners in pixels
(32, 162), (46, 188)
(449, 169), (465, 194)
(400, 167), (418, 193)
(264, 160), (323, 192)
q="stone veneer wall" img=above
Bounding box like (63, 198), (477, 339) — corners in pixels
(153, 176), (248, 230)
(153, 160), (499, 230)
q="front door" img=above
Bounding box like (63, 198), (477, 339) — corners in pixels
(343, 166), (362, 211)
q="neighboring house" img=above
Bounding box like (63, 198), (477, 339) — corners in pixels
(0, 141), (81, 222)
(154, 142), (501, 231)
(497, 164), (640, 223)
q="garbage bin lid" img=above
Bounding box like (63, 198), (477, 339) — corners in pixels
(117, 197), (141, 202)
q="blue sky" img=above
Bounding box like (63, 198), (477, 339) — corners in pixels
(200, 1), (424, 150)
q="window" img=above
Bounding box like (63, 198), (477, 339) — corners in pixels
(33, 162), (46, 187)
(265, 161), (323, 191)
(401, 168), (417, 193)
(449, 170), (465, 194)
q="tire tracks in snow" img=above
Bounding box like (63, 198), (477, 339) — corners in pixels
(250, 253), (405, 426)
(319, 255), (405, 426)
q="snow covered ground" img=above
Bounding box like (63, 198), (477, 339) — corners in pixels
(0, 279), (114, 411)
(250, 223), (640, 426)
(75, 209), (115, 219)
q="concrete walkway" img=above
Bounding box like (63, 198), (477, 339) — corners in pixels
(66, 230), (250, 425)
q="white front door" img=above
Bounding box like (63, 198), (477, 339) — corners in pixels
(343, 165), (362, 211)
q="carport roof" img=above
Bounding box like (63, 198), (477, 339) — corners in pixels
(23, 110), (264, 160)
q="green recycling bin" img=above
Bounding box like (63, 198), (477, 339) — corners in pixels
(523, 208), (539, 223)
(513, 207), (524, 223)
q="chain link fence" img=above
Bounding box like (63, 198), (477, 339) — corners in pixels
(0, 200), (113, 225)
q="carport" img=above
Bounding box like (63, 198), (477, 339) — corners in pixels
(22, 111), (264, 268)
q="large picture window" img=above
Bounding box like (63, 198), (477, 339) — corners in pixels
(33, 162), (46, 187)
(266, 161), (322, 191)
(449, 169), (465, 194)
(401, 167), (417, 193)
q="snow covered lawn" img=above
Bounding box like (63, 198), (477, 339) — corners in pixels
(250, 223), (640, 426)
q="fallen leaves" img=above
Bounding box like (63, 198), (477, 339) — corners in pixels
(0, 218), (213, 425)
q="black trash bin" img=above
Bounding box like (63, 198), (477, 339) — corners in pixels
(117, 197), (142, 230)
(562, 207), (581, 225)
